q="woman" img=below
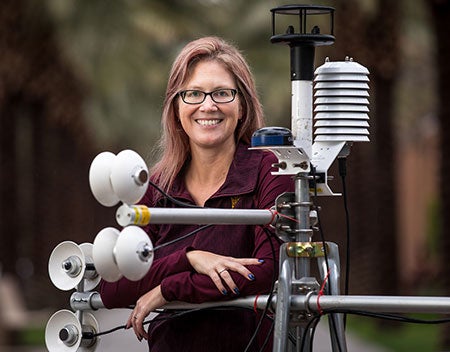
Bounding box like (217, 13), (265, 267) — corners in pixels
(100, 36), (294, 351)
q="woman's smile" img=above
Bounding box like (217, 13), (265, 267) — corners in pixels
(195, 118), (223, 126)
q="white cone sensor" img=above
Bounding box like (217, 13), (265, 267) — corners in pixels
(115, 226), (153, 281)
(89, 152), (120, 207)
(49, 241), (85, 291)
(45, 310), (82, 352)
(92, 227), (122, 282)
(79, 243), (101, 291)
(110, 149), (149, 205)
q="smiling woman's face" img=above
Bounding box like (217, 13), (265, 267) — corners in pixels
(177, 60), (242, 151)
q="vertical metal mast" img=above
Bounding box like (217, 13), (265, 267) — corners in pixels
(270, 5), (335, 159)
(269, 5), (335, 351)
(270, 5), (335, 275)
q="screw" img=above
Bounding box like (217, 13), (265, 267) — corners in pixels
(294, 161), (309, 170)
(272, 162), (287, 170)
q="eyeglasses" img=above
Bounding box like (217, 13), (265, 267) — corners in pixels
(178, 89), (238, 104)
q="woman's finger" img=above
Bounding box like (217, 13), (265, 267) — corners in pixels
(222, 262), (256, 281)
(131, 313), (140, 340)
(210, 270), (229, 295)
(126, 313), (133, 329)
(127, 306), (148, 341)
(234, 258), (263, 266)
(126, 286), (166, 341)
(134, 314), (148, 340)
(218, 269), (240, 295)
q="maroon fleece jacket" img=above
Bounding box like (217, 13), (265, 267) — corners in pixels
(100, 142), (294, 351)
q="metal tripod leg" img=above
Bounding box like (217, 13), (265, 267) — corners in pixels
(317, 242), (347, 352)
(273, 258), (292, 352)
(273, 243), (318, 352)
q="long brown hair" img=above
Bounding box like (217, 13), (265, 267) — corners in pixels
(151, 36), (264, 191)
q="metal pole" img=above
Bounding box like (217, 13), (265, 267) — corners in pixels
(163, 294), (450, 315)
(71, 291), (450, 315)
(116, 204), (276, 227)
(302, 295), (450, 314)
(294, 174), (312, 278)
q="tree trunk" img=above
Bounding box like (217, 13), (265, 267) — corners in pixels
(427, 1), (450, 349)
(0, 99), (18, 275)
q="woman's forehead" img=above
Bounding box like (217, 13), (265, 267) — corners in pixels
(184, 59), (235, 87)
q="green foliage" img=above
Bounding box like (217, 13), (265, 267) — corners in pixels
(347, 315), (440, 352)
(19, 326), (46, 346)
(43, 0), (300, 157)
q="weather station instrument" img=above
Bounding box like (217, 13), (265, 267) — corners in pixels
(46, 5), (450, 352)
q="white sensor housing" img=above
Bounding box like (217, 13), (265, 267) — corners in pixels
(313, 58), (370, 142)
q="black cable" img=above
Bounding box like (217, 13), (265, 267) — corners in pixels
(244, 226), (278, 352)
(310, 164), (343, 352)
(338, 157), (351, 329)
(89, 307), (224, 338)
(323, 309), (450, 325)
(310, 165), (331, 294)
(148, 179), (200, 208)
(146, 180), (214, 251)
(153, 224), (213, 251)
(87, 305), (450, 340)
(308, 316), (322, 352)
(87, 323), (127, 338)
(259, 319), (275, 352)
(298, 315), (321, 352)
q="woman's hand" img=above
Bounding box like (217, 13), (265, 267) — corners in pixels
(186, 250), (262, 295)
(126, 285), (167, 341)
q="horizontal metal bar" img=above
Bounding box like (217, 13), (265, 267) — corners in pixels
(303, 295), (450, 314)
(71, 291), (450, 315)
(116, 204), (276, 227)
(165, 295), (450, 315)
(71, 291), (105, 311)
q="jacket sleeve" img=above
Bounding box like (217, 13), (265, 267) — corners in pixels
(160, 232), (280, 303)
(99, 184), (197, 308)
(160, 152), (294, 303)
(99, 246), (193, 308)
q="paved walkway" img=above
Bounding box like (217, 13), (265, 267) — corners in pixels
(313, 319), (390, 352)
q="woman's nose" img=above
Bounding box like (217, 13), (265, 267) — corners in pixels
(199, 95), (218, 111)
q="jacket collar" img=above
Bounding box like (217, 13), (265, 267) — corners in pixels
(164, 142), (263, 204)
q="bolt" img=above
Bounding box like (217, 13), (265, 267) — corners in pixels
(272, 162), (287, 170)
(297, 161), (309, 170)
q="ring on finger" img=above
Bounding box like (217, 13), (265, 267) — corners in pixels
(218, 269), (228, 275)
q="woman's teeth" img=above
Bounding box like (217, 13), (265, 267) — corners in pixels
(196, 119), (221, 126)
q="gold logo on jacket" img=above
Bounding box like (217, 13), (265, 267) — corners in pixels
(231, 196), (240, 209)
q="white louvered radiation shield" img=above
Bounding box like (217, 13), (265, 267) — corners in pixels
(314, 57), (370, 143)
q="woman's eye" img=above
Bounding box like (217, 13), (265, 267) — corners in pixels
(215, 90), (230, 97)
(186, 90), (201, 98)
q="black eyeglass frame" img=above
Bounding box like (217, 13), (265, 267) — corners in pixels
(178, 89), (238, 105)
